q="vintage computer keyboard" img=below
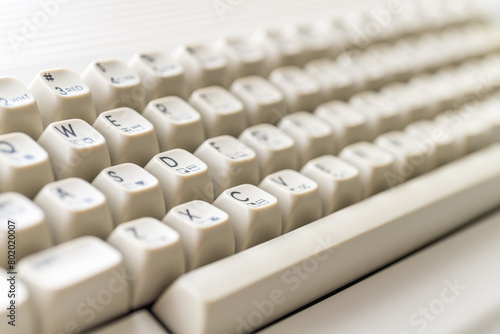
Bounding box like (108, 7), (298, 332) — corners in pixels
(2, 0), (500, 333)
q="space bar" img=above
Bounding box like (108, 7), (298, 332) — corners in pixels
(153, 144), (500, 334)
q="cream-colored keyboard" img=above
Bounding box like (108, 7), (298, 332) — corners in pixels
(2, 0), (500, 333)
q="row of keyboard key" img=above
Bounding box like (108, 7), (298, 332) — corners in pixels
(1, 22), (499, 140)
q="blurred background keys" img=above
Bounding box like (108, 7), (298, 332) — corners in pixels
(129, 51), (188, 101)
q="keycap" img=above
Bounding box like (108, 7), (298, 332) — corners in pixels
(305, 58), (358, 101)
(107, 217), (185, 309)
(0, 268), (35, 334)
(463, 23), (498, 56)
(386, 2), (422, 36)
(412, 34), (448, 72)
(153, 144), (500, 334)
(409, 73), (459, 114)
(142, 96), (205, 152)
(349, 91), (404, 139)
(479, 97), (500, 143)
(0, 192), (53, 268)
(369, 44), (415, 83)
(0, 132), (54, 198)
(254, 29), (306, 71)
(172, 43), (228, 91)
(437, 28), (473, 65)
(391, 39), (427, 76)
(163, 200), (234, 270)
(37, 119), (111, 181)
(92, 163), (165, 226)
(128, 51), (188, 101)
(317, 17), (358, 51)
(230, 76), (286, 125)
(29, 68), (96, 127)
(351, 53), (393, 90)
(194, 136), (259, 197)
(93, 107), (159, 166)
(369, 44), (412, 81)
(477, 55), (500, 93)
(435, 110), (493, 155)
(278, 112), (335, 166)
(87, 310), (170, 334)
(18, 236), (129, 333)
(301, 155), (363, 216)
(0, 77), (43, 139)
(34, 178), (114, 243)
(339, 142), (397, 196)
(82, 59), (145, 114)
(363, 8), (402, 42)
(259, 169), (321, 233)
(189, 86), (247, 138)
(239, 124), (299, 177)
(314, 100), (368, 148)
(380, 82), (435, 123)
(213, 184), (281, 251)
(405, 120), (461, 167)
(269, 66), (322, 113)
(145, 149), (214, 211)
(446, 65), (483, 102)
(214, 36), (267, 80)
(375, 131), (434, 180)
(289, 23), (336, 62)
